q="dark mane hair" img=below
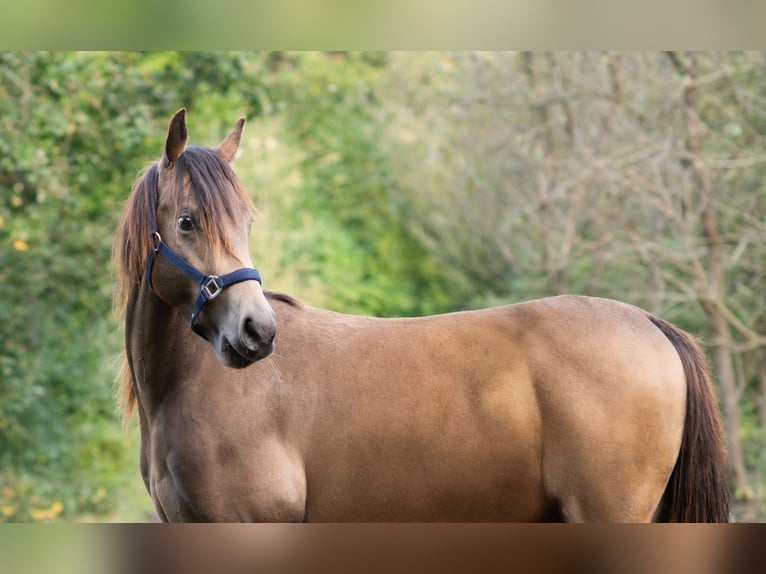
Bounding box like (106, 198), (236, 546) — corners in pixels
(113, 145), (254, 421)
(265, 291), (304, 308)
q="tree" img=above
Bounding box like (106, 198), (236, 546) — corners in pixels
(240, 52), (457, 317)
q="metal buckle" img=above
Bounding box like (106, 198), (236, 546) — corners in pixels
(202, 276), (222, 300)
(151, 232), (162, 252)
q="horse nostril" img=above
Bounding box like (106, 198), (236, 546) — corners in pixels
(243, 317), (258, 346)
(242, 317), (275, 350)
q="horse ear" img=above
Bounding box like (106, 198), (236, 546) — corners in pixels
(163, 108), (187, 166)
(216, 117), (246, 163)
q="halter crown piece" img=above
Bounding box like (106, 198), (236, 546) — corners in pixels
(144, 168), (262, 338)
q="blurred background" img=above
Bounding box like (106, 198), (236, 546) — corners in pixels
(0, 51), (764, 522)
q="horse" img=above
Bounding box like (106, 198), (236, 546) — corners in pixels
(114, 109), (730, 522)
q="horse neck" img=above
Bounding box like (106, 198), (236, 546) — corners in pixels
(125, 281), (202, 416)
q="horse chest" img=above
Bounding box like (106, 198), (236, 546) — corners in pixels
(147, 423), (307, 522)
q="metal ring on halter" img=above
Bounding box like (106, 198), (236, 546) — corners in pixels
(201, 276), (223, 300)
(151, 232), (162, 252)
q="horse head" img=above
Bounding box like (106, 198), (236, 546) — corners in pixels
(148, 108), (276, 367)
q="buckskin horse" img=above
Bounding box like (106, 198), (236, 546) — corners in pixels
(114, 109), (730, 522)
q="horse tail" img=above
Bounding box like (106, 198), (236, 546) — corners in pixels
(649, 316), (730, 522)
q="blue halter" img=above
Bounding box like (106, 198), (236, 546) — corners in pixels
(144, 172), (262, 337)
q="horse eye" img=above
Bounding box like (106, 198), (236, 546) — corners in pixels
(177, 215), (194, 232)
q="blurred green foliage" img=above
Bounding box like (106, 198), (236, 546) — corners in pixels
(249, 52), (456, 316)
(0, 52), (764, 521)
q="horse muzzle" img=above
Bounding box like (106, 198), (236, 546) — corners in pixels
(216, 310), (277, 369)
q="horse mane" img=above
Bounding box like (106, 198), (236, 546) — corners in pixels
(113, 145), (255, 423)
(264, 291), (304, 309)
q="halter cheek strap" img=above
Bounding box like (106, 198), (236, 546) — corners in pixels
(144, 171), (262, 337)
(146, 234), (262, 335)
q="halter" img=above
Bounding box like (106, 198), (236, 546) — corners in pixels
(144, 169), (262, 337)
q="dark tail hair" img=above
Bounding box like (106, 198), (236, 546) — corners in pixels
(649, 316), (730, 522)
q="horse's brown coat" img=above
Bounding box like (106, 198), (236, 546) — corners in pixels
(115, 110), (730, 522)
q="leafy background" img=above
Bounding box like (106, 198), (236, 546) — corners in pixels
(0, 52), (764, 521)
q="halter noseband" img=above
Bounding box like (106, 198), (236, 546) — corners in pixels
(144, 170), (262, 337)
